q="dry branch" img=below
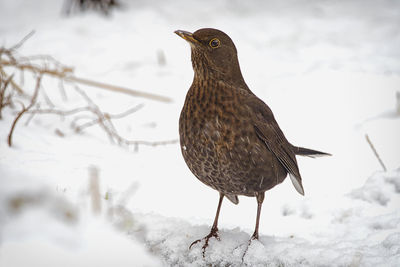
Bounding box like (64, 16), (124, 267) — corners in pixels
(0, 60), (172, 103)
(73, 103), (144, 132)
(0, 74), (14, 119)
(71, 86), (178, 148)
(1, 33), (178, 149)
(11, 30), (36, 50)
(89, 166), (101, 215)
(7, 75), (42, 147)
(365, 134), (387, 172)
(28, 106), (93, 117)
(0, 68), (24, 94)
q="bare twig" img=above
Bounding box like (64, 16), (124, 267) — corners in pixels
(0, 60), (172, 103)
(126, 139), (178, 152)
(28, 106), (93, 116)
(25, 106), (92, 126)
(75, 103), (144, 132)
(24, 103), (40, 126)
(8, 75), (42, 146)
(74, 86), (115, 143)
(74, 86), (178, 148)
(67, 76), (172, 103)
(40, 86), (55, 108)
(11, 31), (36, 51)
(0, 69), (24, 94)
(1, 59), (73, 78)
(58, 79), (68, 101)
(107, 104), (145, 119)
(0, 74), (14, 119)
(89, 166), (101, 215)
(2, 35), (177, 149)
(365, 134), (387, 171)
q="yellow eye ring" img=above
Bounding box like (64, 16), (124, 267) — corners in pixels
(209, 38), (220, 48)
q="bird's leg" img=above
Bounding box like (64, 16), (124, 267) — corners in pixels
(251, 191), (265, 240)
(242, 192), (265, 261)
(189, 193), (224, 257)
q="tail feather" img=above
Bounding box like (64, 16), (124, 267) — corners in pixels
(292, 146), (331, 158)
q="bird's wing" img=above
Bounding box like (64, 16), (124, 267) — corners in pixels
(243, 92), (305, 195)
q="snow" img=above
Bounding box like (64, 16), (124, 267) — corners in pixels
(1, 0), (399, 266)
(135, 169), (400, 266)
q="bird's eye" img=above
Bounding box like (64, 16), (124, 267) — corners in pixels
(209, 38), (220, 48)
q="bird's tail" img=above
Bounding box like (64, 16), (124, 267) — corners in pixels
(292, 145), (331, 158)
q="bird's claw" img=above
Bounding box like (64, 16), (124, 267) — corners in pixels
(189, 227), (220, 257)
(242, 233), (259, 262)
(250, 231), (259, 240)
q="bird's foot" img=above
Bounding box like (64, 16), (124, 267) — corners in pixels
(241, 232), (259, 262)
(250, 231), (259, 241)
(189, 227), (220, 257)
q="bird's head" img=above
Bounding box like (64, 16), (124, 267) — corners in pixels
(175, 28), (244, 84)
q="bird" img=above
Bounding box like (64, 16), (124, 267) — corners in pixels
(175, 28), (330, 256)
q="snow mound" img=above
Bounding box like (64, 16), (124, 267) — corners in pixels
(120, 170), (400, 266)
(349, 169), (400, 206)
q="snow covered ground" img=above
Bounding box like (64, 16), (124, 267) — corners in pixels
(0, 0), (399, 266)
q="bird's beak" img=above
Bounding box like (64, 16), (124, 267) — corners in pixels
(174, 30), (198, 45)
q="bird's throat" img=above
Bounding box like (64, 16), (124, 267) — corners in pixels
(190, 49), (247, 89)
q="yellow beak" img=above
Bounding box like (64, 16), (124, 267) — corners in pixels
(174, 30), (199, 45)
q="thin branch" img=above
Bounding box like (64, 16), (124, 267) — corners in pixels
(40, 86), (55, 108)
(67, 76), (172, 103)
(365, 134), (387, 171)
(10, 76), (25, 95)
(58, 79), (68, 101)
(0, 74), (14, 119)
(24, 103), (39, 126)
(89, 166), (101, 215)
(126, 139), (178, 147)
(8, 75), (42, 147)
(75, 103), (144, 132)
(2, 38), (177, 149)
(11, 31), (36, 51)
(0, 69), (24, 94)
(28, 106), (92, 116)
(0, 60), (172, 103)
(26, 105), (95, 127)
(73, 85), (178, 148)
(107, 103), (145, 119)
(0, 60), (72, 77)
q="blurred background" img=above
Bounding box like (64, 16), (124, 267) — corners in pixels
(0, 0), (399, 266)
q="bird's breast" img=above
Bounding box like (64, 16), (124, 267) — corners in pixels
(179, 82), (288, 195)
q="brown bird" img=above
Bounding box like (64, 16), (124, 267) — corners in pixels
(175, 28), (330, 255)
